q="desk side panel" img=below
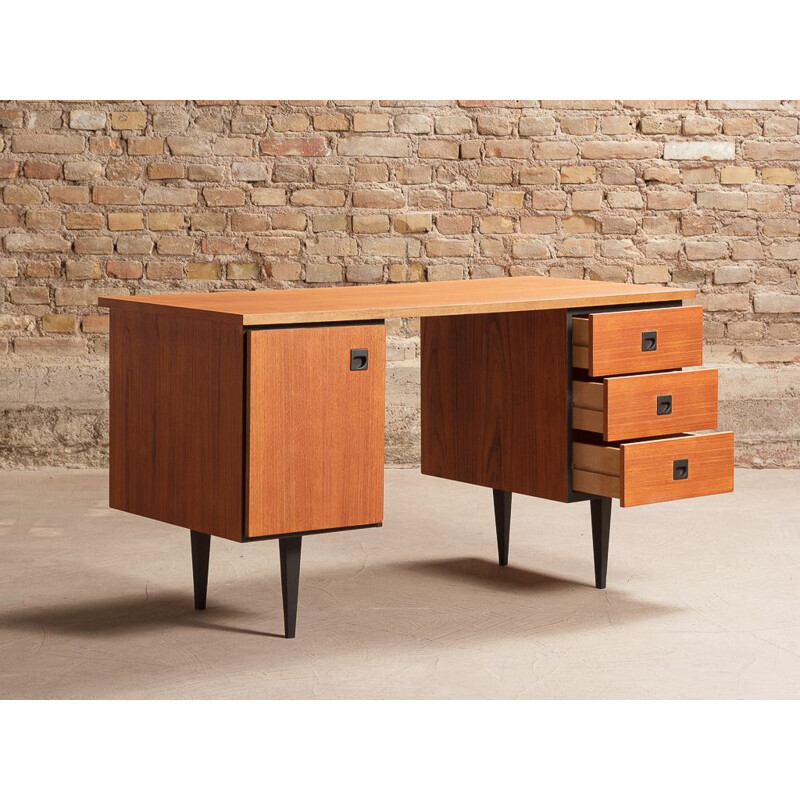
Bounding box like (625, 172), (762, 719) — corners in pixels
(109, 309), (244, 540)
(421, 309), (569, 502)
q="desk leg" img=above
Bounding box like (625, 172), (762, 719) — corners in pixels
(590, 498), (611, 589)
(492, 490), (512, 567)
(190, 530), (211, 610)
(279, 535), (303, 639)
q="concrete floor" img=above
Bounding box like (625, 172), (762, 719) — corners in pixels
(0, 468), (798, 699)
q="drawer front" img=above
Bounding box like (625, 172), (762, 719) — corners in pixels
(573, 431), (734, 507)
(573, 306), (703, 376)
(573, 369), (718, 441)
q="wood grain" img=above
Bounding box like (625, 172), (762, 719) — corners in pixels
(421, 309), (569, 502)
(572, 380), (603, 410)
(620, 431), (734, 507)
(579, 306), (704, 377)
(573, 442), (620, 476)
(572, 316), (589, 346)
(246, 323), (385, 538)
(572, 344), (589, 369)
(109, 309), (244, 540)
(572, 407), (604, 433)
(572, 469), (620, 498)
(99, 276), (695, 326)
(572, 432), (734, 507)
(573, 369), (719, 440)
(604, 369), (717, 440)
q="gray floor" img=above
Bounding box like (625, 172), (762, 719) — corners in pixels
(0, 468), (798, 699)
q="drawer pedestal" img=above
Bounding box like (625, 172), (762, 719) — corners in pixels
(422, 302), (734, 591)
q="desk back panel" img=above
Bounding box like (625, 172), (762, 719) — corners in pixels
(109, 310), (244, 540)
(245, 323), (385, 538)
(421, 309), (569, 502)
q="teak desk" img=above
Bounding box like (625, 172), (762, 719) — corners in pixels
(100, 276), (734, 637)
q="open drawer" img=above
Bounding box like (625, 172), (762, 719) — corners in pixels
(573, 431), (734, 507)
(573, 369), (718, 441)
(573, 306), (703, 376)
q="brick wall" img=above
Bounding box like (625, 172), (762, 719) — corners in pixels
(1, 100), (798, 468)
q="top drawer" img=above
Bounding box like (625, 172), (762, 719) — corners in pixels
(573, 306), (703, 377)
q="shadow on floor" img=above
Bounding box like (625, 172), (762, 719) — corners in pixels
(386, 557), (681, 632)
(0, 593), (285, 639)
(400, 557), (595, 591)
(0, 557), (678, 647)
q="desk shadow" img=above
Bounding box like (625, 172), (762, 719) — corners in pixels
(394, 557), (679, 629)
(0, 593), (283, 639)
(401, 557), (593, 592)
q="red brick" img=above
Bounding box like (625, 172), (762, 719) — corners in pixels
(5, 233), (70, 252)
(12, 133), (85, 154)
(89, 136), (124, 156)
(106, 161), (142, 181)
(82, 315), (110, 334)
(436, 215), (473, 234)
(0, 160), (20, 178)
(5, 185), (42, 204)
(106, 260), (143, 279)
(14, 338), (88, 357)
(146, 261), (185, 280)
(93, 186), (141, 205)
(148, 162), (185, 180)
(65, 212), (103, 230)
(0, 109), (24, 127)
(0, 210), (21, 227)
(23, 161), (61, 179)
(49, 186), (90, 204)
(73, 236), (114, 255)
(201, 237), (246, 255)
(260, 137), (328, 156)
(26, 210), (61, 230)
(352, 189), (404, 208)
(127, 138), (163, 156)
(203, 188), (246, 207)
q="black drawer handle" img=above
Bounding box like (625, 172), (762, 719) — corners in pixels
(673, 458), (689, 481)
(657, 394), (673, 416)
(641, 330), (658, 352)
(350, 348), (369, 371)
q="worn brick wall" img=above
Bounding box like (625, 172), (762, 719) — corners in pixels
(1, 100), (799, 468)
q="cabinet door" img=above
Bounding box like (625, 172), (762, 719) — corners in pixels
(246, 323), (385, 538)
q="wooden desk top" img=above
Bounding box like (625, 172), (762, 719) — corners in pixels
(99, 276), (695, 325)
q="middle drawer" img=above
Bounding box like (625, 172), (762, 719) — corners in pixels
(573, 368), (718, 441)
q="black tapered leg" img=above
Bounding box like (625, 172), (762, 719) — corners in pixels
(493, 489), (512, 567)
(190, 530), (211, 610)
(279, 535), (303, 639)
(590, 497), (612, 589)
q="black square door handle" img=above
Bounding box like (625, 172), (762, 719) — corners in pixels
(641, 330), (658, 352)
(673, 459), (689, 481)
(350, 348), (369, 371)
(657, 394), (673, 416)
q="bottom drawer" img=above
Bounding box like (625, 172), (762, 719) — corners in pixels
(573, 431), (734, 507)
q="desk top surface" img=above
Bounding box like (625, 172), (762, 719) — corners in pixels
(99, 276), (695, 325)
